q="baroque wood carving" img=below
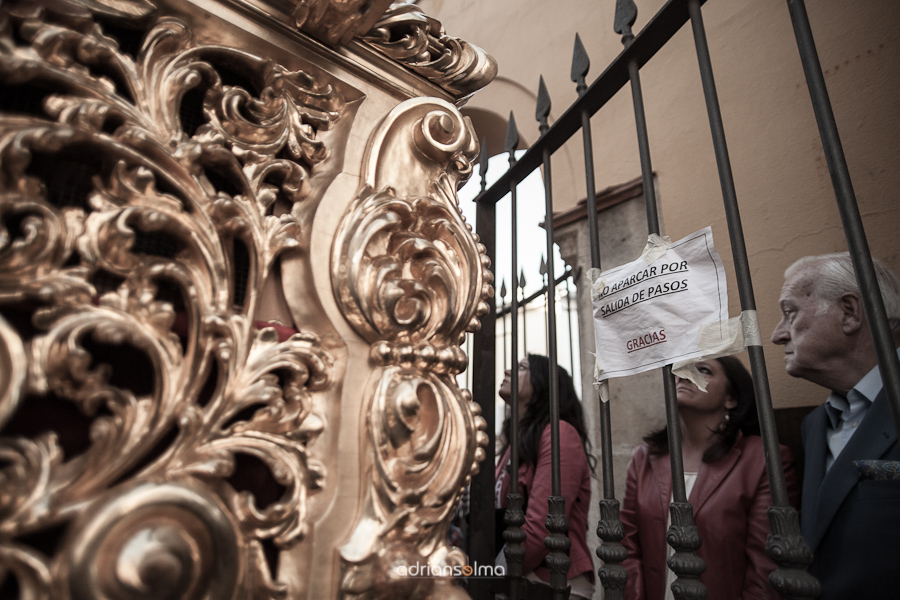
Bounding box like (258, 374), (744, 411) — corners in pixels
(0, 0), (494, 598)
(333, 98), (490, 599)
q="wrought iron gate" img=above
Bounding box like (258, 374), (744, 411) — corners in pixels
(467, 0), (900, 599)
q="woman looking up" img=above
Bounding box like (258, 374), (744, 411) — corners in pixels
(494, 354), (594, 600)
(621, 356), (800, 600)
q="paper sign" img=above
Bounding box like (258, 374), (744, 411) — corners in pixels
(591, 227), (728, 380)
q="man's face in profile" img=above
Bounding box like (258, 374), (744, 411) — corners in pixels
(771, 267), (848, 386)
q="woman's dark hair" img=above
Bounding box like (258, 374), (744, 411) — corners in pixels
(501, 354), (595, 472)
(644, 355), (760, 463)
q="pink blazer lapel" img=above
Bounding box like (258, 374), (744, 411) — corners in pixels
(689, 441), (742, 515)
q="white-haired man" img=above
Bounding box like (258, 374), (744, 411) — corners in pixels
(771, 252), (900, 598)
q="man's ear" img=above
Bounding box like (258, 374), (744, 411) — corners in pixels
(839, 292), (864, 335)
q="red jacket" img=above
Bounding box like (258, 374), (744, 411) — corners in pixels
(620, 433), (799, 600)
(495, 421), (594, 581)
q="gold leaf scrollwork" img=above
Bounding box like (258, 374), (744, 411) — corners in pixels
(1, 3), (351, 598)
(360, 3), (497, 98)
(333, 98), (492, 598)
(0, 313), (26, 429)
(293, 0), (395, 46)
(333, 99), (491, 348)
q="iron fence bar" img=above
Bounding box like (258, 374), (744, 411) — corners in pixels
(565, 277), (576, 379)
(519, 270), (528, 355)
(503, 115), (526, 600)
(661, 366), (707, 600)
(536, 78), (571, 600)
(618, 1), (705, 597)
(501, 281), (508, 370)
(625, 60), (659, 233)
(572, 26), (628, 599)
(497, 268), (574, 318)
(541, 256), (549, 350)
(474, 0), (707, 210)
(469, 154), (497, 600)
(685, 1), (819, 596)
(785, 0), (900, 436)
(619, 6), (661, 233)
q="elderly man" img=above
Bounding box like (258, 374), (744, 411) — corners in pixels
(771, 252), (900, 599)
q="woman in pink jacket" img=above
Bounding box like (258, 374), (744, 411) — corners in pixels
(621, 356), (800, 600)
(495, 354), (595, 599)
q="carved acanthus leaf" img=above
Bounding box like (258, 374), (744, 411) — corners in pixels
(360, 3), (497, 98)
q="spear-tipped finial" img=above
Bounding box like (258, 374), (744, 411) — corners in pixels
(478, 136), (488, 192)
(518, 269), (526, 290)
(535, 76), (551, 134)
(505, 112), (519, 155)
(500, 279), (507, 300)
(539, 255), (547, 277)
(614, 0), (638, 44)
(571, 33), (590, 96)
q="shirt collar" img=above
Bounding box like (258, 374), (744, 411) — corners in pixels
(823, 396), (843, 429)
(824, 347), (900, 428)
(853, 346), (900, 403)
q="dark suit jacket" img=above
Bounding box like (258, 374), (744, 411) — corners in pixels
(801, 390), (900, 599)
(621, 434), (799, 600)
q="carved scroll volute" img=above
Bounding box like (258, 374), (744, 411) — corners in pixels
(335, 98), (488, 345)
(332, 98), (491, 599)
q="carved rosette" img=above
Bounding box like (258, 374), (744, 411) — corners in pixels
(332, 98), (491, 599)
(0, 2), (351, 598)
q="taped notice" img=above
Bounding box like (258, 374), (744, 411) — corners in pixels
(591, 227), (728, 381)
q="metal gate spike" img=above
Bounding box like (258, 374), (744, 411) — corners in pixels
(571, 32), (590, 94)
(505, 111), (520, 154)
(536, 75), (551, 133)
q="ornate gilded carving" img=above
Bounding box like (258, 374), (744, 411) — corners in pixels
(333, 98), (491, 599)
(57, 480), (242, 600)
(2, 0), (495, 596)
(360, 3), (497, 98)
(294, 0), (395, 46)
(0, 1), (353, 597)
(291, 1), (497, 98)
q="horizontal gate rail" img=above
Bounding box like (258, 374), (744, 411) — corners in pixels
(496, 268), (574, 318)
